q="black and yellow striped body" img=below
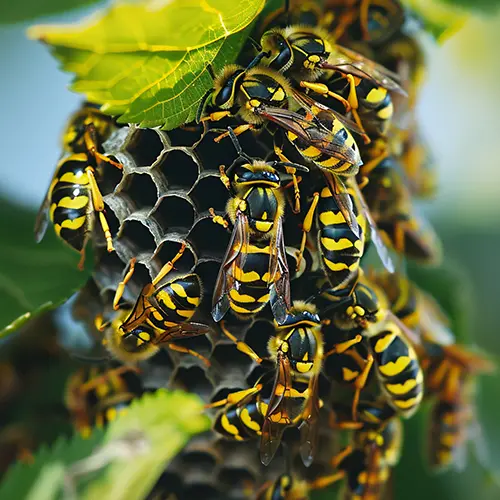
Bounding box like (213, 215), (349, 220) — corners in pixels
(65, 366), (142, 438)
(48, 154), (93, 252)
(365, 322), (423, 417)
(362, 156), (441, 264)
(36, 104), (116, 254)
(327, 72), (393, 137)
(428, 395), (470, 472)
(287, 105), (361, 176)
(256, 473), (309, 500)
(317, 185), (366, 291)
(227, 240), (277, 318)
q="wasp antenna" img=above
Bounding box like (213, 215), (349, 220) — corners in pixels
(227, 127), (253, 163)
(207, 63), (216, 80)
(247, 36), (263, 52)
(246, 51), (269, 70)
(196, 88), (213, 123)
(285, 0), (291, 23)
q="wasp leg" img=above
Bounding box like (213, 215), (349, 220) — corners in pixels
(324, 335), (363, 358)
(220, 321), (263, 364)
(345, 74), (371, 144)
(308, 446), (353, 489)
(209, 208), (229, 229)
(299, 81), (352, 112)
(219, 165), (231, 191)
(77, 248), (86, 271)
(95, 314), (110, 332)
(360, 0), (371, 40)
(113, 257), (137, 310)
(200, 110), (233, 124)
(84, 124), (123, 170)
(360, 149), (389, 178)
(328, 410), (364, 431)
(78, 366), (140, 394)
(214, 123), (255, 143)
(274, 144), (301, 213)
(205, 384), (263, 409)
(167, 343), (211, 367)
(85, 167), (115, 253)
(151, 242), (187, 287)
(351, 354), (374, 421)
(296, 193), (319, 272)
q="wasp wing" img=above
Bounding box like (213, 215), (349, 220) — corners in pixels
(154, 322), (212, 344)
(34, 195), (51, 243)
(268, 217), (291, 325)
(119, 294), (153, 334)
(212, 211), (250, 322)
(351, 178), (395, 273)
(323, 45), (406, 95)
(257, 104), (362, 168)
(260, 353), (293, 466)
(299, 373), (321, 467)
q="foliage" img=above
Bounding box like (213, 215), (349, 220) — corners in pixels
(28, 0), (266, 130)
(0, 0), (102, 25)
(0, 199), (90, 338)
(0, 390), (209, 500)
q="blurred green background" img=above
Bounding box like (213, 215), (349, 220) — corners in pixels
(0, 1), (499, 499)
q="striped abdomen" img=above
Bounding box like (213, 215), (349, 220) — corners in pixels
(317, 186), (366, 290)
(428, 398), (469, 471)
(287, 109), (360, 175)
(358, 83), (393, 137)
(49, 154), (92, 252)
(214, 399), (268, 441)
(367, 322), (424, 417)
(150, 274), (202, 329)
(228, 241), (275, 318)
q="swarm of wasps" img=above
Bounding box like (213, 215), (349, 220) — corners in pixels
(29, 0), (494, 498)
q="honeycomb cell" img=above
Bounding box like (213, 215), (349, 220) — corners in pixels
(117, 218), (157, 254)
(125, 127), (167, 168)
(188, 215), (231, 260)
(123, 173), (158, 211)
(166, 124), (205, 148)
(153, 238), (197, 276)
(151, 194), (196, 232)
(183, 484), (220, 500)
(211, 343), (255, 383)
(98, 158), (123, 196)
(217, 467), (258, 498)
(190, 173), (229, 213)
(159, 150), (200, 190)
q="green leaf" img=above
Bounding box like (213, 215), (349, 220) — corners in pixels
(0, 199), (90, 338)
(401, 0), (468, 41)
(0, 390), (209, 500)
(28, 0), (266, 130)
(0, 0), (102, 25)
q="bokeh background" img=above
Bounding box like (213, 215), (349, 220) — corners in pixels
(0, 1), (499, 499)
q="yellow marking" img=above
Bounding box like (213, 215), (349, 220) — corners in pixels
(358, 471), (368, 484)
(288, 132), (298, 141)
(80, 427), (92, 439)
(138, 331), (151, 342)
(395, 395), (421, 410)
(57, 195), (89, 210)
(342, 367), (359, 382)
(377, 102), (393, 120)
(321, 237), (354, 251)
(319, 211), (346, 225)
(221, 414), (240, 437)
(231, 303), (258, 315)
(176, 309), (194, 319)
(378, 356), (411, 377)
(61, 216), (86, 230)
(229, 288), (257, 304)
(59, 171), (89, 185)
(106, 407), (118, 422)
(170, 283), (187, 297)
(156, 291), (176, 310)
(49, 204), (57, 222)
(442, 413), (455, 426)
(323, 259), (349, 271)
(186, 296), (200, 306)
(354, 306), (365, 316)
(255, 220), (273, 232)
(374, 333), (396, 353)
(245, 243), (271, 254)
(273, 88), (286, 101)
(366, 86), (387, 104)
(296, 361), (313, 373)
(386, 378), (418, 395)
(233, 268), (261, 283)
(441, 433), (456, 447)
(302, 145), (322, 157)
(320, 156), (342, 169)
(257, 293), (270, 303)
(240, 408), (261, 432)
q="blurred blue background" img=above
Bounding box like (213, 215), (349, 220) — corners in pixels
(0, 3), (499, 499)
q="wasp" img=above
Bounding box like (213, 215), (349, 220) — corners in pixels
(197, 64), (363, 226)
(324, 272), (423, 418)
(259, 23), (405, 141)
(215, 302), (325, 466)
(314, 400), (403, 500)
(255, 472), (310, 500)
(100, 243), (211, 365)
(359, 139), (442, 264)
(65, 365), (142, 437)
(34, 104), (122, 269)
(209, 129), (309, 324)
